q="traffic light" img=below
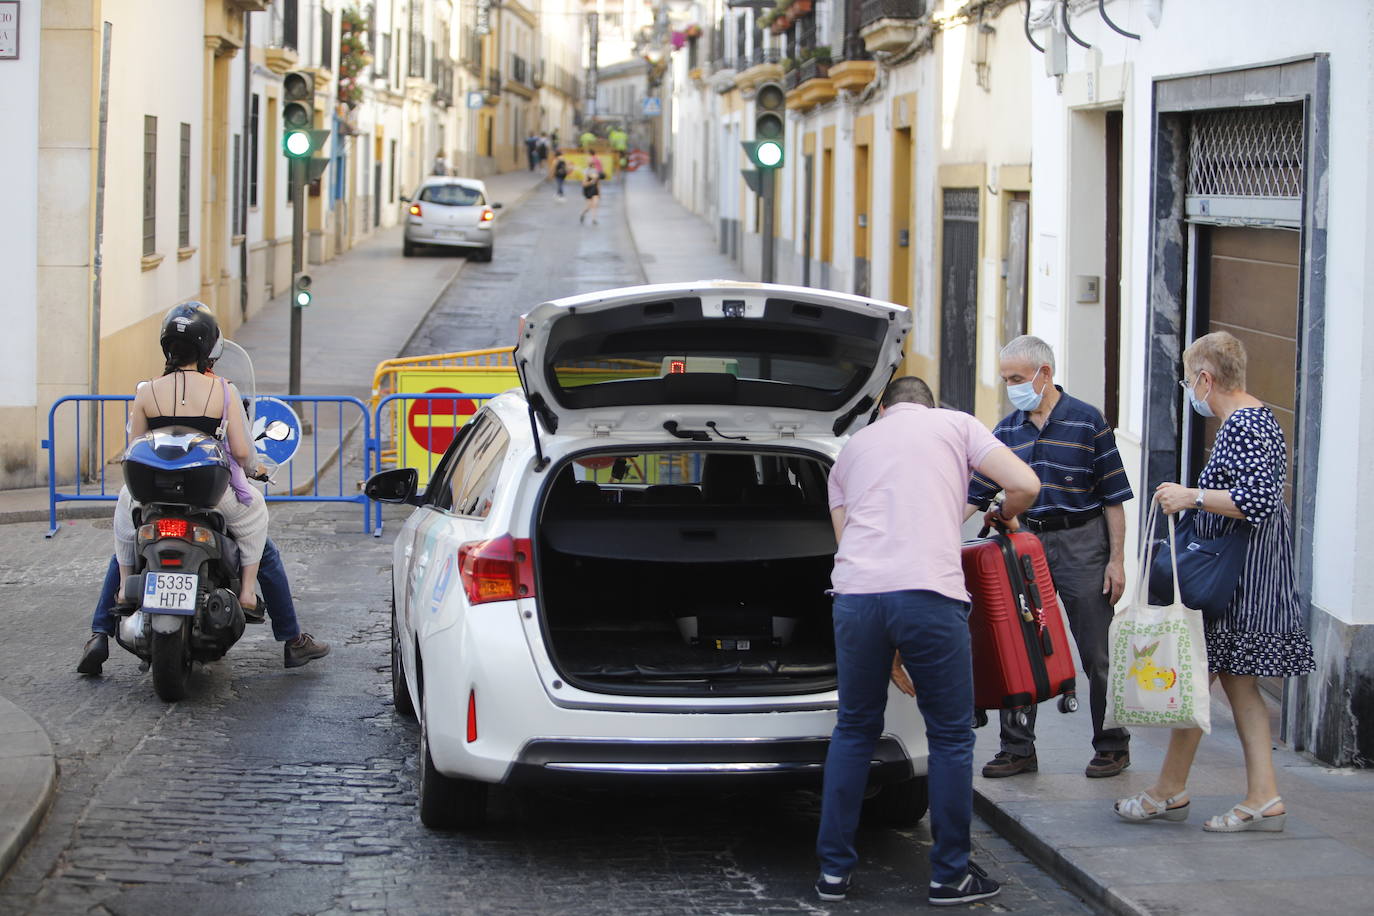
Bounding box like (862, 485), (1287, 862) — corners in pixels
(292, 274), (312, 308)
(282, 71), (315, 158)
(749, 82), (786, 169)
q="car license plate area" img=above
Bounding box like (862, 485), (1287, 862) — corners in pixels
(142, 573), (199, 614)
(435, 229), (465, 240)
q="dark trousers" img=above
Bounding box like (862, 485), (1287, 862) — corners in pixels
(91, 538), (301, 643)
(999, 515), (1129, 755)
(817, 590), (975, 886)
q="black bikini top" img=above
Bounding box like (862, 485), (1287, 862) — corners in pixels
(146, 371), (224, 438)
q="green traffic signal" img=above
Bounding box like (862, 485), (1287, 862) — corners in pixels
(284, 129), (312, 158)
(756, 140), (784, 168)
(293, 274), (312, 308)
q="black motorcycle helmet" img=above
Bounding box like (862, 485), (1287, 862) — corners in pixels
(159, 301), (222, 372)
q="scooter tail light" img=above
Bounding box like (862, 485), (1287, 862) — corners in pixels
(192, 526), (216, 545)
(156, 518), (190, 540)
(466, 690), (478, 743)
(456, 535), (536, 605)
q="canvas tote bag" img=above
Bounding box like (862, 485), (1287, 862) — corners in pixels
(1105, 502), (1211, 733)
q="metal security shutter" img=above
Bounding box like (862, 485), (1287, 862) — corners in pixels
(1186, 105), (1303, 227)
(940, 188), (979, 413)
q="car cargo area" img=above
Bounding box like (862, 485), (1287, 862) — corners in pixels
(536, 451), (838, 697)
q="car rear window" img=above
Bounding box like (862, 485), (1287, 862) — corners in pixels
(419, 184), (484, 206)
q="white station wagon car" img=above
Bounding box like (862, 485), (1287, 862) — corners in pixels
(366, 281), (928, 829)
(402, 177), (501, 261)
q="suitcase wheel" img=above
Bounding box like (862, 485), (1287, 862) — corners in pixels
(1012, 709), (1030, 728)
(1058, 693), (1079, 714)
(972, 709), (989, 729)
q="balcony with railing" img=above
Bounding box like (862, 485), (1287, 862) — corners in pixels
(860, 0), (927, 54)
(262, 1), (299, 73)
(487, 68), (502, 100)
(461, 27), (483, 76)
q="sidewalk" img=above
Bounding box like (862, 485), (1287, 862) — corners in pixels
(0, 169), (546, 528)
(0, 697), (55, 882)
(623, 169), (745, 284)
(972, 686), (1374, 914)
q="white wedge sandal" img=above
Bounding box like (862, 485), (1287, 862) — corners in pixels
(1114, 789), (1190, 822)
(1202, 797), (1286, 832)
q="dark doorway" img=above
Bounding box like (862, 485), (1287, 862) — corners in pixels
(940, 188), (979, 413)
(374, 162), (382, 228)
(1104, 110), (1123, 428)
(999, 192), (1030, 416)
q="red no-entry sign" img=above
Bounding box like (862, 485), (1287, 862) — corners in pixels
(406, 387), (477, 454)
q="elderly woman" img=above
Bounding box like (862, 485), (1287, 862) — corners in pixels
(1115, 331), (1314, 832)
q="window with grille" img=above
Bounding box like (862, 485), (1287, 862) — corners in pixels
(178, 123), (190, 249)
(144, 116), (157, 257)
(248, 94), (259, 208)
(282, 0), (298, 50)
(232, 134), (242, 238)
(322, 8), (334, 71)
(1186, 104), (1304, 227)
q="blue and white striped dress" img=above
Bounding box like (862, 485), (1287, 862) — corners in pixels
(1195, 407), (1315, 677)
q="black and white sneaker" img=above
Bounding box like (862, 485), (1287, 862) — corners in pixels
(815, 873), (851, 901)
(929, 861), (1001, 906)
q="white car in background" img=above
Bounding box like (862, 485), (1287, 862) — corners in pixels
(366, 281), (929, 829)
(402, 177), (501, 261)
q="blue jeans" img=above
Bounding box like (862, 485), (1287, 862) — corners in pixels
(91, 538), (300, 643)
(817, 590), (976, 887)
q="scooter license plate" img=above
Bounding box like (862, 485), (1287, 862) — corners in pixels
(142, 573), (199, 615)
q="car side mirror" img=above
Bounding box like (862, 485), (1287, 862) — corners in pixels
(399, 195), (410, 203)
(365, 468), (420, 505)
(492, 202), (504, 209)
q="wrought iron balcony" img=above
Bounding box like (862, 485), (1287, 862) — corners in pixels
(783, 67), (801, 91)
(860, 0), (925, 27)
(798, 57), (830, 84)
(841, 32), (872, 62)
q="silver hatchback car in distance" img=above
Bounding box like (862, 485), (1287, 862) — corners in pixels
(402, 177), (501, 261)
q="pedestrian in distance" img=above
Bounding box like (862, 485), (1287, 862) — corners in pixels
(550, 128), (560, 152)
(817, 377), (1041, 907)
(525, 132), (539, 171)
(1115, 331), (1315, 831)
(579, 166), (601, 225)
(432, 151), (448, 177)
(552, 154), (568, 201)
(967, 335), (1134, 779)
(537, 134), (550, 165)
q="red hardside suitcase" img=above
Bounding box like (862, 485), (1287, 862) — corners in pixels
(961, 529), (1079, 726)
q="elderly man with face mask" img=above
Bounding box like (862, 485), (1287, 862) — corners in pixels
(966, 335), (1134, 779)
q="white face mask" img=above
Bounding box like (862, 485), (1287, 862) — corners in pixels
(1006, 367), (1047, 412)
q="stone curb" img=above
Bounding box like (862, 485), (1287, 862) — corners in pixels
(0, 696), (57, 882)
(972, 789), (1148, 916)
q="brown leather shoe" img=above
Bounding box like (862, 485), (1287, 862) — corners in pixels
(1086, 750), (1131, 778)
(981, 752), (1038, 778)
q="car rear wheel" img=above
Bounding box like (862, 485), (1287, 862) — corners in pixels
(403, 238), (417, 257)
(418, 688), (488, 829)
(472, 244), (493, 263)
(862, 775), (929, 828)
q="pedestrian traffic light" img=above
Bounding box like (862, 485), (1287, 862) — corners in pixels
(293, 274), (312, 308)
(750, 82), (786, 170)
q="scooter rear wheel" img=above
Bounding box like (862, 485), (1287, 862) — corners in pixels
(150, 625), (191, 702)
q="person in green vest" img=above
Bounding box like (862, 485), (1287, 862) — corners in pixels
(580, 128), (597, 150)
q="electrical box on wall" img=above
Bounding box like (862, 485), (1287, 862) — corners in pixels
(1074, 275), (1100, 304)
(1045, 29), (1068, 77)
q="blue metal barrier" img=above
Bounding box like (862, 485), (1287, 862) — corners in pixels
(43, 394), (374, 537)
(42, 395), (133, 537)
(370, 392), (501, 535)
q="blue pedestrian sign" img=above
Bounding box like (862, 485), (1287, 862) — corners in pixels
(252, 397), (302, 466)
(466, 91), (485, 110)
(642, 97), (662, 117)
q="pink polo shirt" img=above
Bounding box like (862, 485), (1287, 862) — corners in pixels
(828, 402), (1002, 600)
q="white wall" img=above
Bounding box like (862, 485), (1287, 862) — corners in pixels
(0, 1), (40, 407)
(1027, 0), (1374, 625)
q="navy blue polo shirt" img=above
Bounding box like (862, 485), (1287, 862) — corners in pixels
(968, 387), (1133, 519)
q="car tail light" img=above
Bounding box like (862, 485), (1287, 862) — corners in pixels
(156, 518), (190, 540)
(457, 535), (535, 605)
(466, 690), (478, 743)
(409, 203), (422, 216)
(480, 208), (494, 222)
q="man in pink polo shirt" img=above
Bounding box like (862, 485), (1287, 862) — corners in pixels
(815, 377), (1040, 907)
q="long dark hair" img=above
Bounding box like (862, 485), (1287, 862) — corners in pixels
(162, 338), (210, 375)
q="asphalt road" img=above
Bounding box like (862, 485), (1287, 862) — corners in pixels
(0, 183), (1092, 915)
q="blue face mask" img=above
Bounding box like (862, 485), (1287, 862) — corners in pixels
(1007, 367), (1046, 412)
(1186, 373), (1215, 418)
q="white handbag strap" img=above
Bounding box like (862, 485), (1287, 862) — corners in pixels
(1134, 500), (1184, 607)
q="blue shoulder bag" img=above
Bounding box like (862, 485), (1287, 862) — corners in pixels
(1147, 508), (1250, 621)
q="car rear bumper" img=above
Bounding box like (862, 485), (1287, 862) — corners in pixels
(405, 224), (492, 249)
(505, 736), (913, 787)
